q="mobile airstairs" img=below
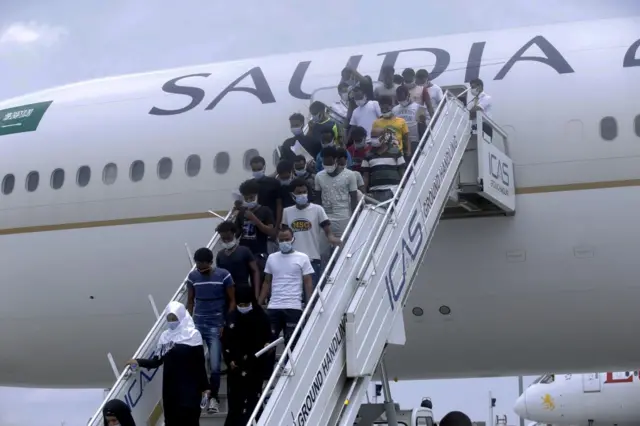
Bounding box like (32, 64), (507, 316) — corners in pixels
(87, 90), (516, 426)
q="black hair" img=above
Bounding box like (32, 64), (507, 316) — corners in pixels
(402, 68), (416, 78)
(103, 399), (135, 426)
(338, 82), (350, 91)
(294, 154), (306, 163)
(277, 159), (293, 174)
(416, 68), (429, 78)
(250, 155), (266, 167)
(194, 247), (213, 263)
(239, 179), (260, 196)
(381, 65), (395, 76)
(216, 220), (237, 234)
(396, 85), (409, 97)
(309, 101), (327, 115)
(336, 147), (348, 159)
(470, 78), (484, 89)
(278, 225), (294, 238)
(353, 81), (374, 100)
(289, 112), (305, 122)
(440, 411), (472, 426)
(393, 74), (404, 85)
(319, 126), (334, 136)
(378, 95), (393, 106)
(290, 178), (308, 191)
(322, 145), (338, 159)
(350, 125), (367, 139)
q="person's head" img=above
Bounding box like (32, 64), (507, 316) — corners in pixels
(277, 159), (294, 184)
(396, 85), (410, 106)
(320, 127), (335, 146)
(416, 69), (429, 85)
(352, 86), (367, 107)
(239, 179), (260, 208)
(277, 226), (295, 253)
(440, 411), (473, 426)
(393, 74), (404, 85)
(249, 156), (266, 178)
(338, 82), (350, 102)
(470, 78), (484, 96)
(378, 95), (394, 117)
(293, 155), (307, 177)
(216, 221), (238, 250)
(290, 178), (309, 206)
(165, 301), (188, 331)
(402, 68), (416, 87)
(336, 147), (349, 167)
(289, 112), (305, 136)
(309, 101), (327, 122)
(350, 125), (368, 149)
(321, 145), (339, 173)
(380, 65), (395, 86)
(193, 247), (213, 274)
(103, 399), (135, 426)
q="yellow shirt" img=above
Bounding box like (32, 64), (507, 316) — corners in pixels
(372, 116), (409, 152)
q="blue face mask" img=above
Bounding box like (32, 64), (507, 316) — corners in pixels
(237, 305), (253, 314)
(295, 194), (308, 205)
(252, 170), (265, 179)
(294, 168), (306, 176)
(167, 321), (179, 330)
(279, 241), (293, 253)
(243, 199), (257, 208)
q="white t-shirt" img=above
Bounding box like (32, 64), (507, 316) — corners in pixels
(468, 92), (493, 118)
(265, 251), (314, 310)
(282, 203), (330, 261)
(314, 169), (358, 236)
(393, 102), (425, 143)
(350, 100), (381, 137)
(427, 83), (444, 111)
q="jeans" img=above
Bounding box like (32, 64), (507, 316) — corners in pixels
(310, 259), (323, 289)
(197, 324), (222, 399)
(267, 309), (302, 348)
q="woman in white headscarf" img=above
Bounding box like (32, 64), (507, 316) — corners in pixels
(126, 301), (210, 426)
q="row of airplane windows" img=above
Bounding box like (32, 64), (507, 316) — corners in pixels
(0, 148), (274, 195)
(1, 115), (639, 196)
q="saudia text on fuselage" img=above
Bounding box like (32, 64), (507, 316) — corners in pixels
(148, 34), (640, 116)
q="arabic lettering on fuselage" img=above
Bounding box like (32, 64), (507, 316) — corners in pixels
(148, 34), (640, 117)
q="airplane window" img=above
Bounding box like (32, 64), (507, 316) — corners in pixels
(1, 174), (15, 195)
(243, 149), (260, 171)
(185, 154), (201, 177)
(541, 374), (555, 384)
(635, 115), (640, 137)
(51, 168), (65, 190)
(103, 163), (118, 185)
(26, 171), (39, 192)
(214, 152), (230, 174)
(600, 116), (618, 141)
(130, 160), (145, 182)
(157, 157), (173, 180)
(77, 166), (91, 187)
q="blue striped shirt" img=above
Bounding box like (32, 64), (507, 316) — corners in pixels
(186, 268), (233, 327)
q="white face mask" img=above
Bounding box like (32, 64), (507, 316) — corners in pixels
(291, 127), (303, 135)
(237, 305), (253, 314)
(355, 99), (366, 107)
(324, 164), (337, 173)
(221, 239), (237, 250)
(340, 93), (349, 102)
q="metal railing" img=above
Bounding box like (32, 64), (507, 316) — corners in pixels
(86, 209), (234, 425)
(245, 91), (456, 426)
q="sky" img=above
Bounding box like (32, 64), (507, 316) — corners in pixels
(1, 0), (640, 424)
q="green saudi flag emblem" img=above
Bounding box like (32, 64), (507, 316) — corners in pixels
(0, 100), (53, 136)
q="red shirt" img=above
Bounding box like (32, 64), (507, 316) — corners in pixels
(348, 144), (371, 172)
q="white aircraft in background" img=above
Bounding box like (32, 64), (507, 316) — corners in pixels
(514, 372), (640, 426)
(0, 16), (639, 389)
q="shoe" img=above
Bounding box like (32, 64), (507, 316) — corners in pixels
(208, 397), (220, 414)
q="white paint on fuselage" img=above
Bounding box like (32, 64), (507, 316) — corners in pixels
(0, 17), (639, 387)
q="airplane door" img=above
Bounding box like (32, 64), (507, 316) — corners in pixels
(582, 373), (601, 392)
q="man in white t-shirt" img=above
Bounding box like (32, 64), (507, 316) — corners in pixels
(349, 85), (381, 137)
(468, 78), (493, 139)
(282, 178), (342, 288)
(393, 85), (427, 156)
(259, 227), (314, 346)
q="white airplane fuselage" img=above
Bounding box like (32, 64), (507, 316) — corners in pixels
(515, 372), (640, 426)
(1, 17), (639, 388)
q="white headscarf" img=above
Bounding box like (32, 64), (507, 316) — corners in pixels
(157, 301), (203, 352)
